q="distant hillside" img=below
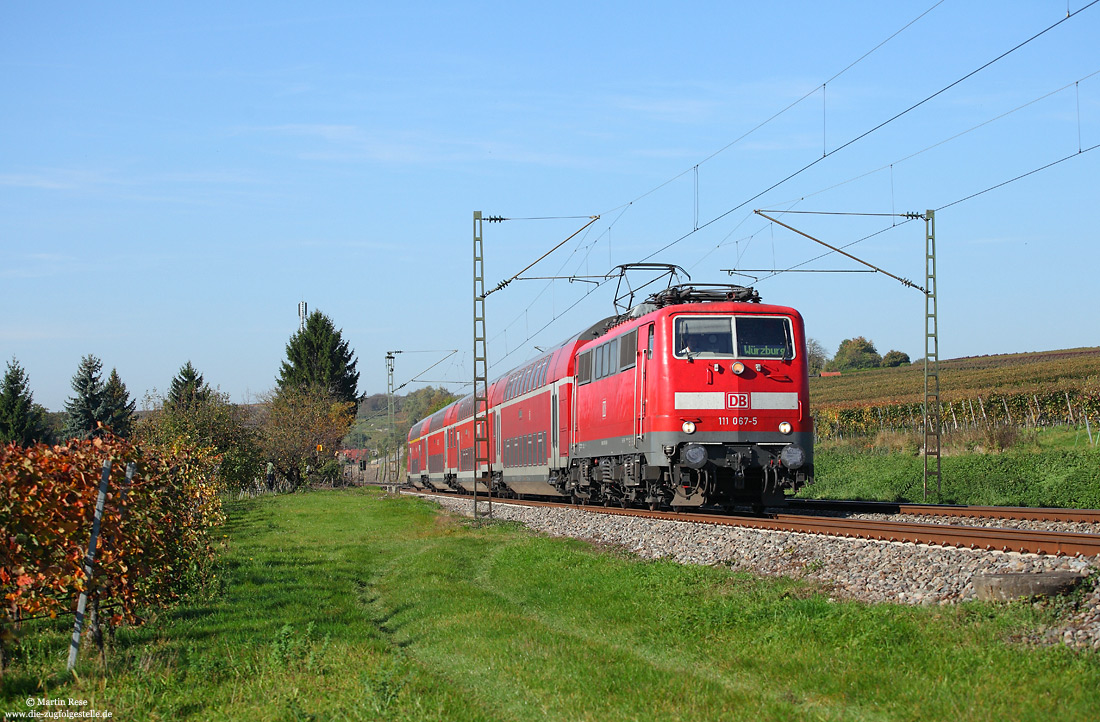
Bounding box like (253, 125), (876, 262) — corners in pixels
(810, 347), (1100, 407)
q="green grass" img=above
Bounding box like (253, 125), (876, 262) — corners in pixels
(3, 488), (1098, 720)
(806, 429), (1100, 506)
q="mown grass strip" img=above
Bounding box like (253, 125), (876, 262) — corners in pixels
(2, 488), (1097, 721)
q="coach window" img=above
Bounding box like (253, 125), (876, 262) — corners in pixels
(734, 316), (794, 359)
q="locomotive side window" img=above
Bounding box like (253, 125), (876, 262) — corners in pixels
(577, 350), (593, 385)
(735, 316), (794, 359)
(619, 329), (638, 371)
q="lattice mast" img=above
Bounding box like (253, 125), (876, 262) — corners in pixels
(473, 212), (492, 519)
(923, 210), (941, 500)
(385, 351), (400, 483)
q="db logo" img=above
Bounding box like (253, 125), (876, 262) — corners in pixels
(726, 393), (749, 409)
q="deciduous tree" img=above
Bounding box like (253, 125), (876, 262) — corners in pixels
(881, 350), (911, 368)
(827, 337), (882, 372)
(137, 384), (261, 491)
(260, 385), (355, 487)
(805, 338), (830, 376)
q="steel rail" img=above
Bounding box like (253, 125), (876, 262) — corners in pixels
(410, 490), (1100, 557)
(787, 499), (1100, 524)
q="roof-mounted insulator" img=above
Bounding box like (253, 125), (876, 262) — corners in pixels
(648, 283), (761, 307)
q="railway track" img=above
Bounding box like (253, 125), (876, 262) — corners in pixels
(408, 489), (1100, 557)
(787, 498), (1100, 524)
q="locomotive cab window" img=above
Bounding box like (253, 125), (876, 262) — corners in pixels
(674, 317), (733, 358)
(674, 315), (794, 360)
(735, 316), (794, 359)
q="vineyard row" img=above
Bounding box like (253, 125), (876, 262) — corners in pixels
(813, 387), (1100, 439)
(1, 434), (224, 657)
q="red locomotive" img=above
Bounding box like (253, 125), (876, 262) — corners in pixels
(406, 272), (813, 510)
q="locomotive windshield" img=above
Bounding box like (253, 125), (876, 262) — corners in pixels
(674, 315), (794, 359)
(734, 316), (793, 358)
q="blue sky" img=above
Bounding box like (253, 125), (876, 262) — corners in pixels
(2, 1), (1098, 411)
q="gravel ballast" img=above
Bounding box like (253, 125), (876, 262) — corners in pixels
(425, 494), (1100, 650)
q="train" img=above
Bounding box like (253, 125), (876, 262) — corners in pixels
(405, 279), (813, 511)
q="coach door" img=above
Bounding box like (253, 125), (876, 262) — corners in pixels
(635, 323), (654, 443)
(494, 410), (501, 466)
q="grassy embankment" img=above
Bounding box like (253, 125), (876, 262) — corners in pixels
(806, 347), (1100, 506)
(806, 427), (1100, 506)
(3, 488), (1098, 721)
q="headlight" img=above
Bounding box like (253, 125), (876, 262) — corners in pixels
(780, 445), (805, 469)
(731, 361), (746, 375)
(778, 421), (793, 435)
(682, 421), (697, 434)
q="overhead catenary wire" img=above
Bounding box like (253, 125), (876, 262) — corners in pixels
(486, 220), (605, 351)
(754, 210), (925, 292)
(749, 132), (1099, 286)
(767, 68), (1100, 209)
(935, 141), (1100, 212)
(480, 4), (1098, 376)
(637, 1), (1099, 264)
(692, 66), (1100, 274)
(598, 1), (948, 218)
(484, 216), (601, 297)
(397, 350), (459, 391)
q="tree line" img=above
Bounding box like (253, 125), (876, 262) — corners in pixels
(1, 309), (379, 490)
(806, 336), (911, 375)
(3, 323), (911, 479)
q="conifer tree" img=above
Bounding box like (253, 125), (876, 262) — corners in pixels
(0, 358), (50, 446)
(166, 361), (211, 411)
(62, 355), (108, 440)
(102, 368), (137, 438)
(278, 311), (360, 404)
